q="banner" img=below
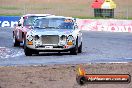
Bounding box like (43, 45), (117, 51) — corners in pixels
(0, 16), (20, 28)
(78, 19), (132, 32)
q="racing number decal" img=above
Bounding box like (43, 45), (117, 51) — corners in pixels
(64, 19), (73, 23)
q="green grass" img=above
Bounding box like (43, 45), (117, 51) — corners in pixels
(0, 13), (132, 20)
(0, 6), (19, 10)
(0, 13), (22, 16)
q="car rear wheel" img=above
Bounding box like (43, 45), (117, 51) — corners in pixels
(13, 35), (20, 47)
(78, 42), (82, 53)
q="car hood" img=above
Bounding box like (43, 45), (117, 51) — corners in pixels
(31, 28), (74, 35)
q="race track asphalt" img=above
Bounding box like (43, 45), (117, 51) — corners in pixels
(0, 27), (132, 66)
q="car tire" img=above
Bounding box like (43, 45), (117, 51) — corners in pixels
(70, 39), (78, 55)
(33, 51), (39, 55)
(13, 35), (20, 47)
(24, 46), (32, 56)
(78, 42), (82, 53)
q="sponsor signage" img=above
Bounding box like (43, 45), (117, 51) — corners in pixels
(78, 19), (132, 32)
(76, 66), (131, 85)
(0, 16), (20, 28)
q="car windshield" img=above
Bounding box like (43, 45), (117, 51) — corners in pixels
(23, 16), (45, 26)
(34, 18), (74, 29)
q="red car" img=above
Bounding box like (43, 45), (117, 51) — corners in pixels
(13, 14), (52, 47)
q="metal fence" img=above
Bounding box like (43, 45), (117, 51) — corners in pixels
(21, 5), (132, 19)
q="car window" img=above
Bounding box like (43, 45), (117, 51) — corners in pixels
(34, 18), (74, 29)
(23, 16), (38, 26)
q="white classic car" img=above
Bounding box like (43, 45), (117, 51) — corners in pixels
(24, 16), (82, 56)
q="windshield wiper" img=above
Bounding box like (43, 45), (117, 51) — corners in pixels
(34, 26), (40, 28)
(34, 26), (46, 29)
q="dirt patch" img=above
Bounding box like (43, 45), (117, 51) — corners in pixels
(0, 63), (131, 88)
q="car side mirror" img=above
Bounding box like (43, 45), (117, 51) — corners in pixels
(18, 23), (22, 26)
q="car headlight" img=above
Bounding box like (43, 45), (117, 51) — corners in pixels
(60, 35), (67, 41)
(67, 35), (74, 41)
(27, 35), (33, 41)
(34, 35), (40, 41)
(67, 35), (75, 45)
(60, 35), (67, 45)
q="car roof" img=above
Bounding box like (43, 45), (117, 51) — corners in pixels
(47, 15), (75, 19)
(36, 15), (75, 20)
(22, 14), (53, 17)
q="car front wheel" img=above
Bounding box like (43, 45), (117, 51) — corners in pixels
(70, 39), (78, 55)
(78, 42), (82, 53)
(24, 46), (32, 56)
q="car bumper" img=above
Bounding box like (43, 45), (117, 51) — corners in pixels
(26, 45), (75, 52)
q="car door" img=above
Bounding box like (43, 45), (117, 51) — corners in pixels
(16, 20), (23, 41)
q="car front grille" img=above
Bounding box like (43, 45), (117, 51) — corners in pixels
(41, 35), (59, 44)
